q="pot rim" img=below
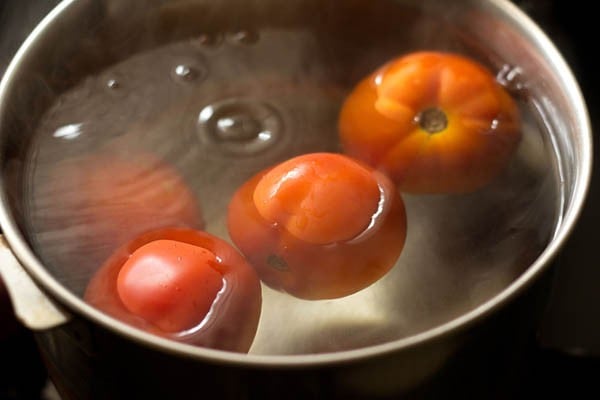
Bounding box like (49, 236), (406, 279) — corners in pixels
(0, 0), (593, 367)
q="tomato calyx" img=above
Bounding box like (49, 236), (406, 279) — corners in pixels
(415, 107), (448, 134)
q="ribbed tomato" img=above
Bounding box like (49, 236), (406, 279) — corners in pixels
(339, 51), (521, 193)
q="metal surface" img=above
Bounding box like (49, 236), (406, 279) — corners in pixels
(0, 0), (592, 398)
(0, 236), (68, 329)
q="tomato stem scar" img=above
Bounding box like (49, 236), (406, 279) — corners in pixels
(416, 107), (448, 134)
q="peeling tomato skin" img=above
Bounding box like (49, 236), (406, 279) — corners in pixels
(339, 51), (521, 193)
(84, 228), (262, 353)
(116, 240), (224, 334)
(227, 153), (407, 300)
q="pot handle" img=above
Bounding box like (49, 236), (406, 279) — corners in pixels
(0, 235), (70, 330)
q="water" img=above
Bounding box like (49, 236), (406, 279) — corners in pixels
(197, 98), (283, 155)
(22, 24), (561, 355)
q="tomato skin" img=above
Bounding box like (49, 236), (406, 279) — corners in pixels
(84, 228), (262, 353)
(227, 153), (407, 300)
(117, 240), (224, 333)
(253, 153), (381, 245)
(338, 51), (521, 193)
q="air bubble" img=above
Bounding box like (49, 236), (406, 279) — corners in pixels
(197, 99), (283, 156)
(106, 79), (119, 89)
(170, 59), (208, 85)
(173, 65), (196, 81)
(215, 115), (263, 141)
(100, 72), (126, 97)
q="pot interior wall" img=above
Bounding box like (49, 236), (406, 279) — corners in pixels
(0, 0), (578, 355)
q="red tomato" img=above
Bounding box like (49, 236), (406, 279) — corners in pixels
(84, 228), (262, 353)
(37, 152), (203, 266)
(116, 240), (224, 333)
(338, 51), (521, 193)
(227, 152), (407, 300)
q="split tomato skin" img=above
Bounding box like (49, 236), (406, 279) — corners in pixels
(227, 153), (407, 300)
(338, 51), (521, 193)
(84, 228), (262, 353)
(116, 240), (224, 334)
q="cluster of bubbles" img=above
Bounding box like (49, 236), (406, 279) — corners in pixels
(53, 30), (283, 157)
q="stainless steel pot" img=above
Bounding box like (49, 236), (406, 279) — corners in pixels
(0, 0), (592, 398)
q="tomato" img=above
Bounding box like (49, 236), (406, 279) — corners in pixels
(37, 152), (203, 267)
(227, 152), (407, 300)
(116, 240), (224, 333)
(84, 228), (262, 353)
(338, 51), (521, 193)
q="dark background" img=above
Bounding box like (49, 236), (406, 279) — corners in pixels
(1, 0), (599, 398)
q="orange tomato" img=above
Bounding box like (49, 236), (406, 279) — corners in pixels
(338, 51), (521, 193)
(84, 228), (262, 353)
(227, 152), (407, 300)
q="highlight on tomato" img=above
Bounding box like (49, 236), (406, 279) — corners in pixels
(84, 228), (262, 353)
(338, 51), (522, 193)
(227, 152), (407, 300)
